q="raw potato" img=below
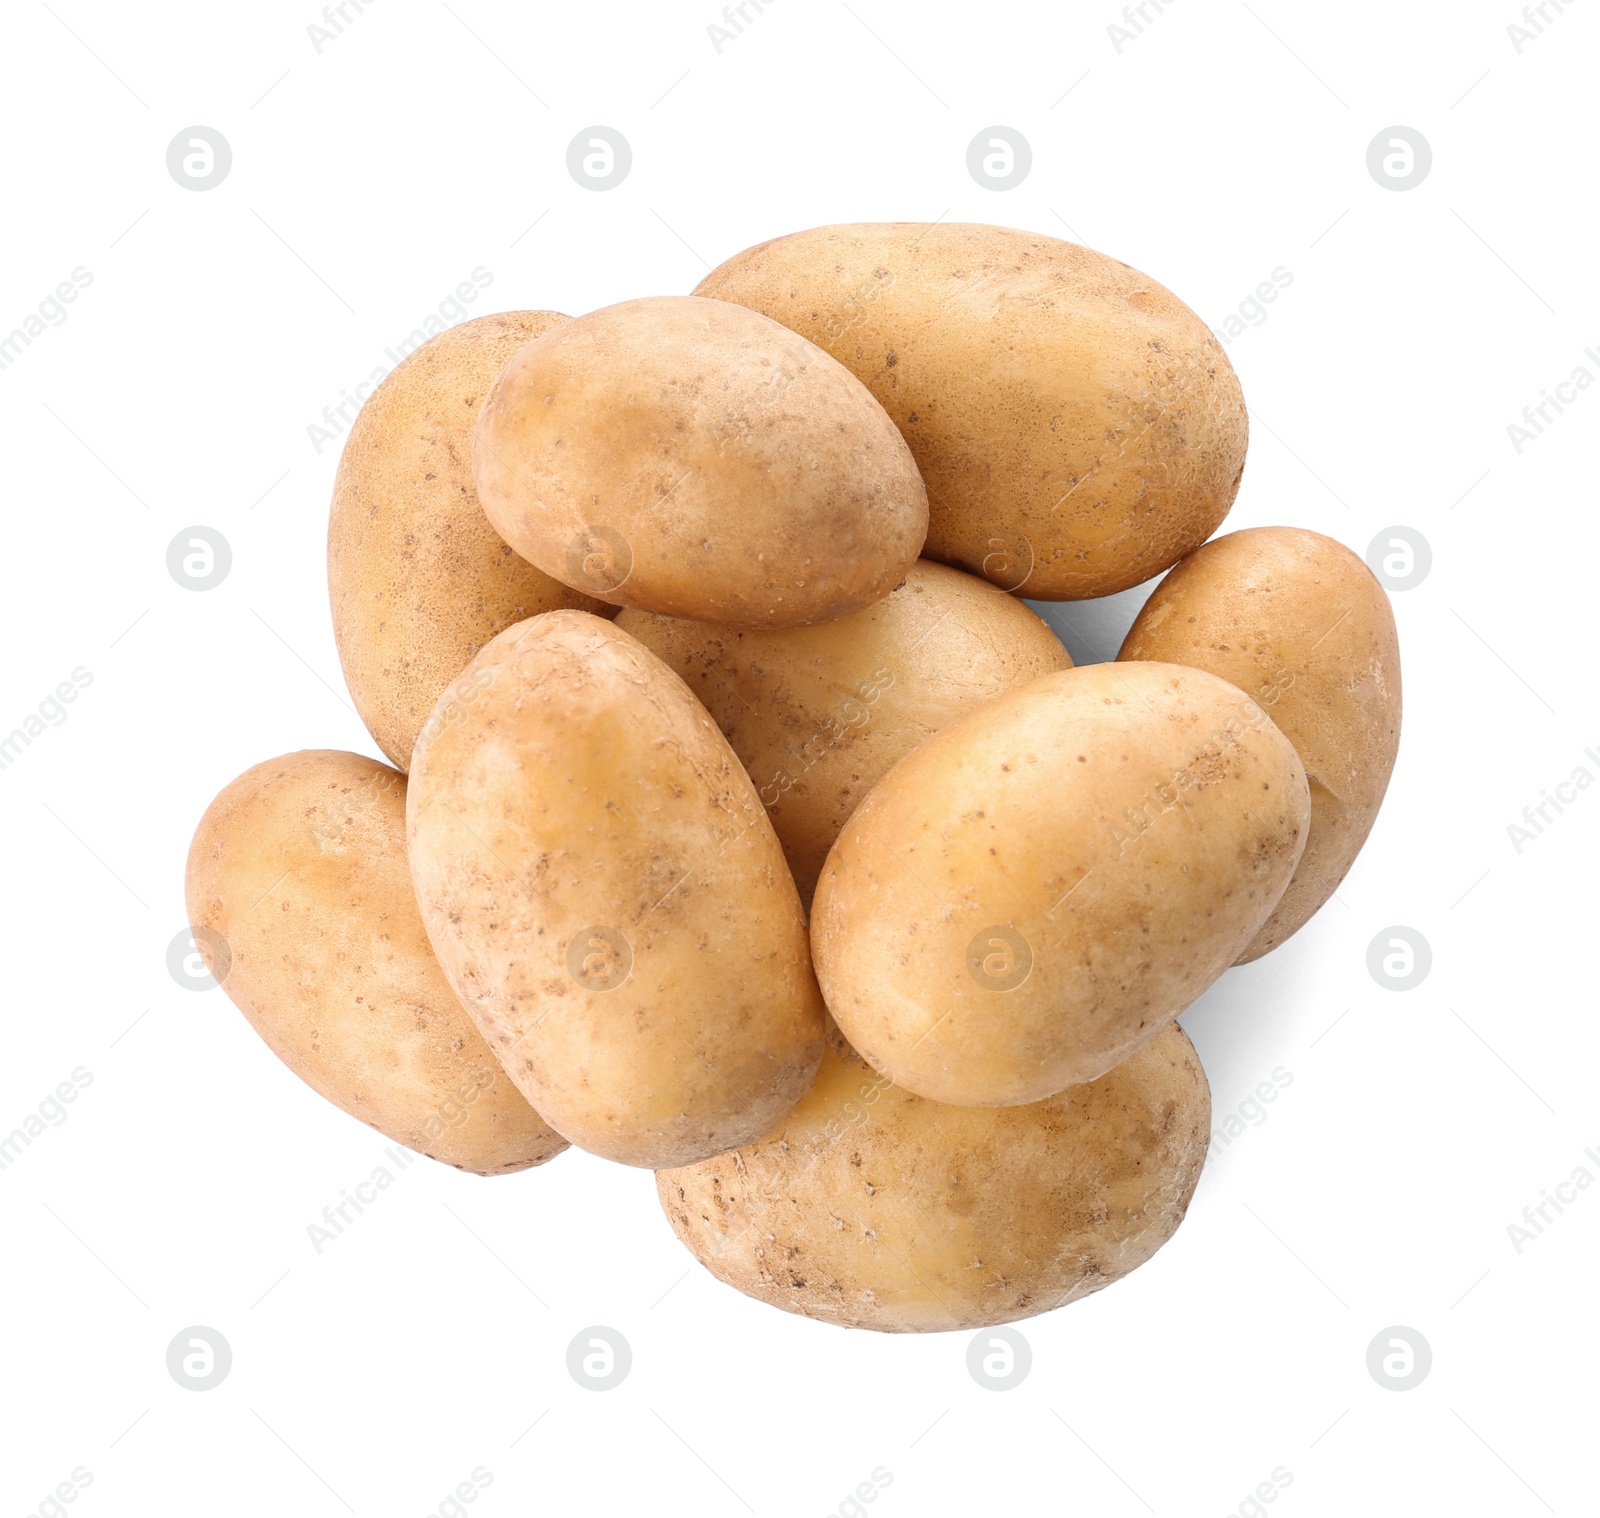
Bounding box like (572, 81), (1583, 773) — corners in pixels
(694, 223), (1246, 600)
(617, 560), (1072, 905)
(1118, 527), (1402, 961)
(184, 750), (567, 1174)
(472, 295), (928, 628)
(811, 661), (1309, 1106)
(406, 610), (827, 1168)
(657, 1022), (1209, 1333)
(328, 311), (612, 771)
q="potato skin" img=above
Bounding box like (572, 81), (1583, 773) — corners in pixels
(406, 611), (827, 1169)
(811, 662), (1309, 1106)
(694, 223), (1246, 600)
(657, 1023), (1209, 1333)
(328, 311), (612, 771)
(1118, 527), (1402, 961)
(184, 750), (567, 1174)
(617, 560), (1071, 905)
(472, 296), (928, 628)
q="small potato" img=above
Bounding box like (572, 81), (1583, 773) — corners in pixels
(657, 1023), (1210, 1333)
(1118, 527), (1402, 961)
(617, 560), (1071, 905)
(407, 611), (827, 1169)
(695, 223), (1246, 600)
(184, 750), (567, 1174)
(328, 311), (612, 771)
(811, 662), (1309, 1106)
(472, 296), (927, 628)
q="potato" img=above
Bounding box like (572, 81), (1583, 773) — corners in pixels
(694, 223), (1246, 600)
(328, 311), (612, 771)
(472, 295), (927, 628)
(406, 610), (827, 1168)
(617, 560), (1072, 905)
(1118, 527), (1402, 961)
(657, 1022), (1209, 1333)
(811, 661), (1308, 1106)
(184, 750), (567, 1174)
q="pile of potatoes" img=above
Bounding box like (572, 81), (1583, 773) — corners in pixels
(186, 223), (1401, 1333)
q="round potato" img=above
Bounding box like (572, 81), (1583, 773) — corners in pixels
(1118, 527), (1402, 961)
(811, 661), (1309, 1106)
(406, 610), (827, 1168)
(184, 750), (567, 1174)
(617, 560), (1072, 905)
(694, 223), (1246, 600)
(328, 310), (612, 771)
(657, 1022), (1209, 1333)
(472, 295), (927, 628)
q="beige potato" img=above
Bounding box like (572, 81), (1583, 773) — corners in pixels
(811, 661), (1309, 1106)
(657, 1022), (1209, 1333)
(1118, 527), (1401, 961)
(328, 310), (612, 771)
(184, 750), (567, 1174)
(472, 295), (927, 627)
(406, 611), (827, 1168)
(694, 222), (1246, 600)
(617, 560), (1072, 905)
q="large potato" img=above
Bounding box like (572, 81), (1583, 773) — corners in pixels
(617, 560), (1071, 905)
(406, 611), (827, 1168)
(657, 1023), (1209, 1333)
(472, 296), (927, 628)
(184, 750), (567, 1174)
(694, 223), (1246, 600)
(1118, 527), (1401, 961)
(328, 311), (612, 770)
(811, 661), (1308, 1106)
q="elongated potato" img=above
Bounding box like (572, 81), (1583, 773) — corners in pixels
(328, 310), (612, 771)
(617, 560), (1071, 905)
(695, 223), (1245, 600)
(184, 750), (567, 1174)
(472, 296), (927, 628)
(811, 662), (1308, 1106)
(1118, 527), (1402, 961)
(657, 1023), (1209, 1333)
(406, 611), (827, 1168)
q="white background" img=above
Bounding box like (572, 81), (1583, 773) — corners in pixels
(1, 2), (1596, 1514)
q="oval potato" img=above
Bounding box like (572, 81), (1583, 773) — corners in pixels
(1118, 526), (1401, 961)
(406, 610), (827, 1168)
(472, 295), (928, 628)
(657, 1022), (1210, 1333)
(694, 223), (1246, 600)
(617, 560), (1072, 905)
(328, 310), (612, 771)
(811, 661), (1309, 1106)
(184, 750), (567, 1174)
